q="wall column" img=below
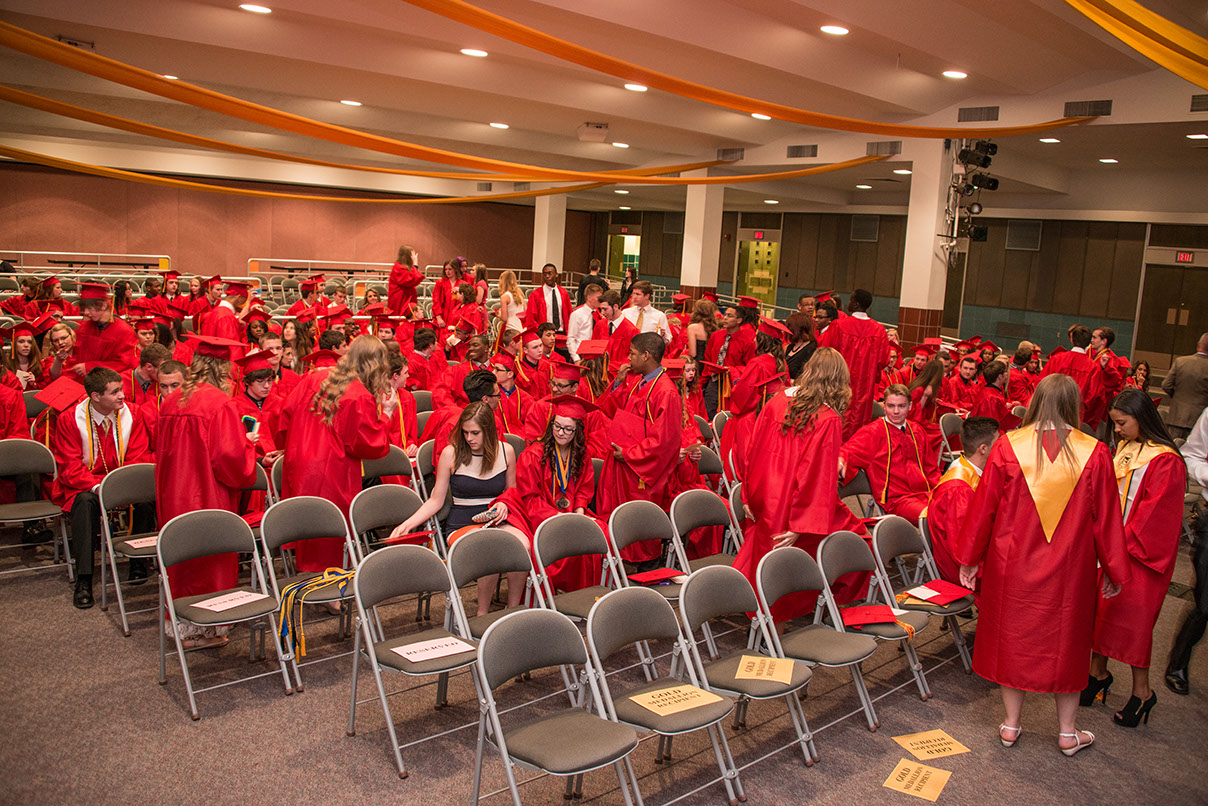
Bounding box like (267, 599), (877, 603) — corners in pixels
(532, 194), (566, 281)
(679, 172), (724, 298)
(897, 139), (955, 345)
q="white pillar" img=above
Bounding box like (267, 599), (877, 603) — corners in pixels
(898, 139), (955, 341)
(680, 173), (724, 291)
(532, 194), (566, 272)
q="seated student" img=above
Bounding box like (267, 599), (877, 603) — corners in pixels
(924, 416), (1000, 584)
(432, 335), (491, 410)
(257, 331), (300, 401)
(839, 383), (940, 524)
(536, 321), (566, 364)
(907, 358), (947, 452)
(489, 352), (536, 438)
(406, 327), (440, 392)
(71, 283), (140, 374)
(940, 354), (982, 414)
(138, 359), (187, 456)
(122, 343), (171, 410)
(447, 283), (486, 361)
(513, 328), (553, 399)
(1005, 343), (1038, 407)
(419, 368), (504, 457)
(520, 361), (610, 459)
(969, 360), (1022, 432)
(317, 328), (349, 357)
(381, 351), (419, 459)
(53, 367), (152, 608)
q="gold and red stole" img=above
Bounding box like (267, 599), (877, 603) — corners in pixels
(1113, 439), (1176, 516)
(1007, 427), (1098, 542)
(938, 455), (981, 491)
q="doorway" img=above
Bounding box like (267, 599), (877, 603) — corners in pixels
(1134, 264), (1208, 369)
(735, 239), (780, 307)
(607, 234), (640, 286)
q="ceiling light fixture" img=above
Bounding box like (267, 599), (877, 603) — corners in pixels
(162, 74), (179, 80)
(893, 169), (912, 175)
(1039, 137), (1060, 143)
(489, 122), (509, 129)
(460, 48), (488, 57)
(619, 206), (631, 210)
(942, 70), (968, 79)
(856, 184), (872, 189)
(1099, 158), (1118, 163)
(239, 4), (272, 13)
(624, 83), (647, 92)
(820, 25), (849, 35)
(763, 199), (779, 204)
(1187, 133), (1208, 139)
(614, 189), (629, 194)
(339, 99), (362, 106)
(751, 113), (772, 120)
(612, 142), (629, 148)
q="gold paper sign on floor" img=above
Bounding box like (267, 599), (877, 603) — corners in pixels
(630, 685), (724, 716)
(734, 655), (794, 685)
(882, 759), (952, 802)
(891, 729), (970, 761)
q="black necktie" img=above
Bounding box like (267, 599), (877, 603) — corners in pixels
(550, 289), (560, 329)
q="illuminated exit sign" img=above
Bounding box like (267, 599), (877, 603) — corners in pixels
(1176, 251), (1194, 263)
(753, 230), (764, 239)
(620, 226), (628, 234)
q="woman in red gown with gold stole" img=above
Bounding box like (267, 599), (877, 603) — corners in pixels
(957, 374), (1130, 756)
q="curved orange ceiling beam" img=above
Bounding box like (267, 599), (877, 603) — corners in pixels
(400, 0), (1096, 137)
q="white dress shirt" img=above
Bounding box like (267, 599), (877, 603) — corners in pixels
(566, 304), (596, 360)
(622, 304), (671, 344)
(1184, 406), (1208, 502)
(543, 284), (562, 327)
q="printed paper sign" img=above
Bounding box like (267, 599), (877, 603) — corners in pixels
(630, 685), (724, 716)
(390, 636), (475, 663)
(905, 579), (972, 606)
(123, 535), (158, 549)
(892, 729), (970, 761)
(882, 758), (952, 802)
(906, 585), (941, 600)
(734, 655), (794, 685)
(193, 589), (270, 612)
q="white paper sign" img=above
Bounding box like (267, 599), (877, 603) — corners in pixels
(123, 535), (159, 549)
(906, 585), (940, 601)
(193, 589), (270, 612)
(391, 636), (475, 663)
(891, 607), (909, 616)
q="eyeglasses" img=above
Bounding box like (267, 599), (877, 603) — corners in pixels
(551, 423), (577, 434)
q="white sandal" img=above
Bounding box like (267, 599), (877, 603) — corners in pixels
(999, 723), (1021, 747)
(1058, 730), (1094, 756)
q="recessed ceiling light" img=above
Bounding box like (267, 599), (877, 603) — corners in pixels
(612, 142), (629, 149)
(339, 99), (362, 107)
(162, 74), (179, 80)
(751, 113), (772, 120)
(614, 189), (629, 194)
(893, 169), (912, 175)
(460, 48), (488, 57)
(1039, 137), (1061, 143)
(763, 199), (779, 204)
(856, 184), (873, 189)
(1187, 133), (1208, 139)
(942, 70), (968, 79)
(489, 122), (509, 129)
(820, 25), (849, 35)
(624, 83), (647, 92)
(239, 4), (272, 13)
(619, 206), (631, 210)
(1099, 158), (1118, 163)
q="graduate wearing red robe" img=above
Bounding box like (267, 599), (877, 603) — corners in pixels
(733, 396), (867, 622)
(523, 283), (572, 333)
(0, 383), (29, 439)
(1005, 364), (1036, 407)
(496, 383), (536, 438)
(121, 367), (158, 411)
(513, 356), (551, 400)
(956, 428), (1129, 693)
(701, 324), (756, 412)
(924, 456), (981, 584)
(841, 417), (940, 524)
(156, 382), (257, 598)
(200, 300), (246, 361)
(591, 316), (640, 377)
(432, 358), (491, 411)
(406, 349), (441, 392)
(69, 317), (139, 374)
(1093, 445), (1185, 668)
(53, 399), (150, 511)
(908, 385), (944, 453)
(137, 395), (163, 456)
(1041, 348), (1105, 427)
(431, 277), (459, 327)
(940, 373), (981, 413)
(0, 291), (34, 317)
(824, 313), (890, 439)
(387, 260), (423, 316)
(968, 383), (1021, 432)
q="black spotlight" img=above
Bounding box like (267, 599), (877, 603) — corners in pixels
(970, 173), (999, 191)
(970, 225), (989, 242)
(958, 148), (992, 168)
(975, 140), (998, 156)
(956, 183), (976, 196)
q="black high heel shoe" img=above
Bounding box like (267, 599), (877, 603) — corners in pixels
(1114, 693), (1157, 727)
(1080, 671), (1113, 706)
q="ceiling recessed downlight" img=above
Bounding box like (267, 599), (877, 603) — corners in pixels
(1039, 137), (1061, 143)
(460, 48), (488, 57)
(1187, 134), (1208, 139)
(339, 99), (362, 106)
(856, 184), (873, 189)
(763, 199), (779, 204)
(893, 169), (912, 175)
(751, 113), (772, 120)
(1099, 158), (1118, 163)
(619, 206), (631, 210)
(820, 25), (849, 35)
(614, 189), (629, 194)
(942, 70), (968, 79)
(162, 74), (179, 80)
(489, 122), (509, 129)
(239, 4), (272, 13)
(612, 142), (629, 149)
(624, 83), (648, 92)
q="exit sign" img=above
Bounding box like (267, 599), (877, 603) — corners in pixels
(620, 226), (628, 234)
(1176, 251), (1194, 263)
(754, 230), (764, 239)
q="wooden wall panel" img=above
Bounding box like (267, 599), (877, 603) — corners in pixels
(564, 210), (594, 275)
(779, 213), (805, 289)
(1080, 221), (1117, 318)
(1028, 222), (1061, 312)
(795, 214), (822, 290)
(874, 216), (904, 297)
(1000, 248), (1035, 309)
(1053, 221), (1089, 312)
(814, 215), (840, 290)
(1107, 223), (1146, 321)
(719, 212), (739, 284)
(639, 212), (664, 277)
(972, 222), (1007, 307)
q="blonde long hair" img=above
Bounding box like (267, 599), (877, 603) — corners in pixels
(783, 347), (850, 433)
(1019, 373), (1082, 477)
(497, 270), (522, 305)
(180, 354), (232, 403)
(311, 335), (391, 425)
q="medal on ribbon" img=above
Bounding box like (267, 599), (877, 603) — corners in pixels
(552, 445), (572, 510)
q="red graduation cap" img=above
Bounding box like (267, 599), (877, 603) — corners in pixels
(814, 290), (838, 305)
(78, 282), (112, 301)
(39, 275), (61, 289)
(671, 293), (691, 305)
(205, 275), (223, 288)
(159, 269), (181, 281)
(1047, 345), (1067, 359)
(520, 327), (542, 345)
(699, 359), (731, 376)
(660, 357), (687, 379)
(320, 304), (351, 321)
(730, 364), (788, 414)
(575, 339), (608, 359)
(5, 313), (55, 340)
(979, 340), (1000, 355)
(549, 394), (600, 421)
(133, 317), (157, 332)
(306, 273), (326, 285)
(235, 350), (274, 373)
(701, 291), (719, 303)
(243, 308), (273, 325)
(300, 348), (341, 366)
(488, 352), (516, 372)
(165, 298), (192, 320)
(36, 374), (87, 413)
(188, 333), (244, 360)
(737, 295), (761, 310)
(224, 280), (251, 297)
(550, 361), (588, 382)
(554, 334), (568, 349)
(757, 316), (791, 343)
(912, 341), (941, 357)
(299, 279), (323, 293)
(359, 302), (388, 317)
(127, 297), (153, 313)
(293, 308), (318, 325)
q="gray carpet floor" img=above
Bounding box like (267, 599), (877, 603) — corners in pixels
(1, 535), (1206, 806)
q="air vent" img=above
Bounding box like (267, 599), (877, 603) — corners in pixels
(1192, 94), (1208, 112)
(717, 148), (745, 161)
(1064, 99), (1112, 117)
(476, 182), (493, 192)
(1006, 219), (1043, 251)
(958, 106), (1000, 122)
(663, 212), (685, 235)
(850, 215), (880, 243)
(786, 144), (818, 158)
(512, 182), (530, 192)
(866, 141), (902, 156)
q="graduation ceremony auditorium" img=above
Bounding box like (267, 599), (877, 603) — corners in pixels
(0, 1), (1206, 804)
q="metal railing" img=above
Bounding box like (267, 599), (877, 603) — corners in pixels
(2, 249), (171, 272)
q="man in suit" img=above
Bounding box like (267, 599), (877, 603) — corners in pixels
(1162, 332), (1208, 439)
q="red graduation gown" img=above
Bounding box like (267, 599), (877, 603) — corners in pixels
(732, 398), (866, 622)
(156, 384), (257, 598)
(387, 261), (423, 316)
(513, 357), (550, 400)
(432, 360), (490, 411)
(924, 458), (980, 585)
(200, 303), (246, 360)
(702, 325), (756, 410)
(1041, 350), (1105, 427)
(1005, 365), (1036, 407)
(431, 278), (458, 326)
(121, 368), (157, 411)
(520, 399), (610, 460)
(524, 284), (572, 332)
(841, 418), (940, 523)
(969, 384), (1020, 432)
(825, 315), (890, 439)
(137, 396), (162, 456)
(280, 377), (390, 572)
(956, 431), (1129, 692)
(1093, 449), (1185, 667)
(0, 294), (33, 317)
(940, 375), (980, 412)
(69, 318), (139, 373)
(908, 386), (943, 454)
(0, 383), (29, 439)
(497, 385), (536, 437)
(592, 316), (640, 376)
(52, 401), (149, 511)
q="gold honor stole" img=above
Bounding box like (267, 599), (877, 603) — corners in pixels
(938, 456), (981, 491)
(1007, 428), (1098, 542)
(1113, 439), (1176, 514)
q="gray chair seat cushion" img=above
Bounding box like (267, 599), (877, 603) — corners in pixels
(174, 587), (278, 625)
(612, 677), (735, 734)
(504, 710), (638, 774)
(113, 532), (158, 557)
(687, 553), (734, 572)
(467, 605), (526, 639)
(373, 627), (477, 675)
(895, 590), (975, 616)
(779, 624), (877, 666)
(825, 608), (930, 639)
(702, 650), (812, 698)
(0, 501), (63, 521)
(551, 585), (612, 620)
(277, 571), (354, 603)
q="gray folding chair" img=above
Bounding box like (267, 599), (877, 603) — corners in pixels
(696, 444), (729, 495)
(694, 415), (714, 448)
(349, 484), (433, 621)
(607, 500), (678, 596)
(756, 546), (881, 731)
(872, 516), (974, 673)
(939, 412), (963, 466)
(871, 400), (884, 420)
(361, 444), (418, 493)
(259, 496), (360, 691)
(270, 455), (284, 504)
(471, 610), (642, 806)
(726, 482), (746, 555)
(0, 438), (72, 579)
(711, 410), (730, 455)
(98, 462), (158, 636)
(680, 565), (817, 764)
(416, 410), (434, 440)
(817, 531), (932, 701)
(156, 509), (294, 720)
(504, 432), (527, 459)
(446, 527), (544, 641)
(588, 456), (604, 513)
(347, 544), (478, 779)
(413, 389), (433, 413)
(415, 438), (436, 499)
(586, 587), (742, 801)
(23, 390), (47, 421)
(532, 513), (619, 620)
(668, 488), (736, 573)
(839, 468), (885, 519)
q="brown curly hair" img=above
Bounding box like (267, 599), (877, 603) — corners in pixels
(311, 334), (391, 425)
(783, 347), (850, 433)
